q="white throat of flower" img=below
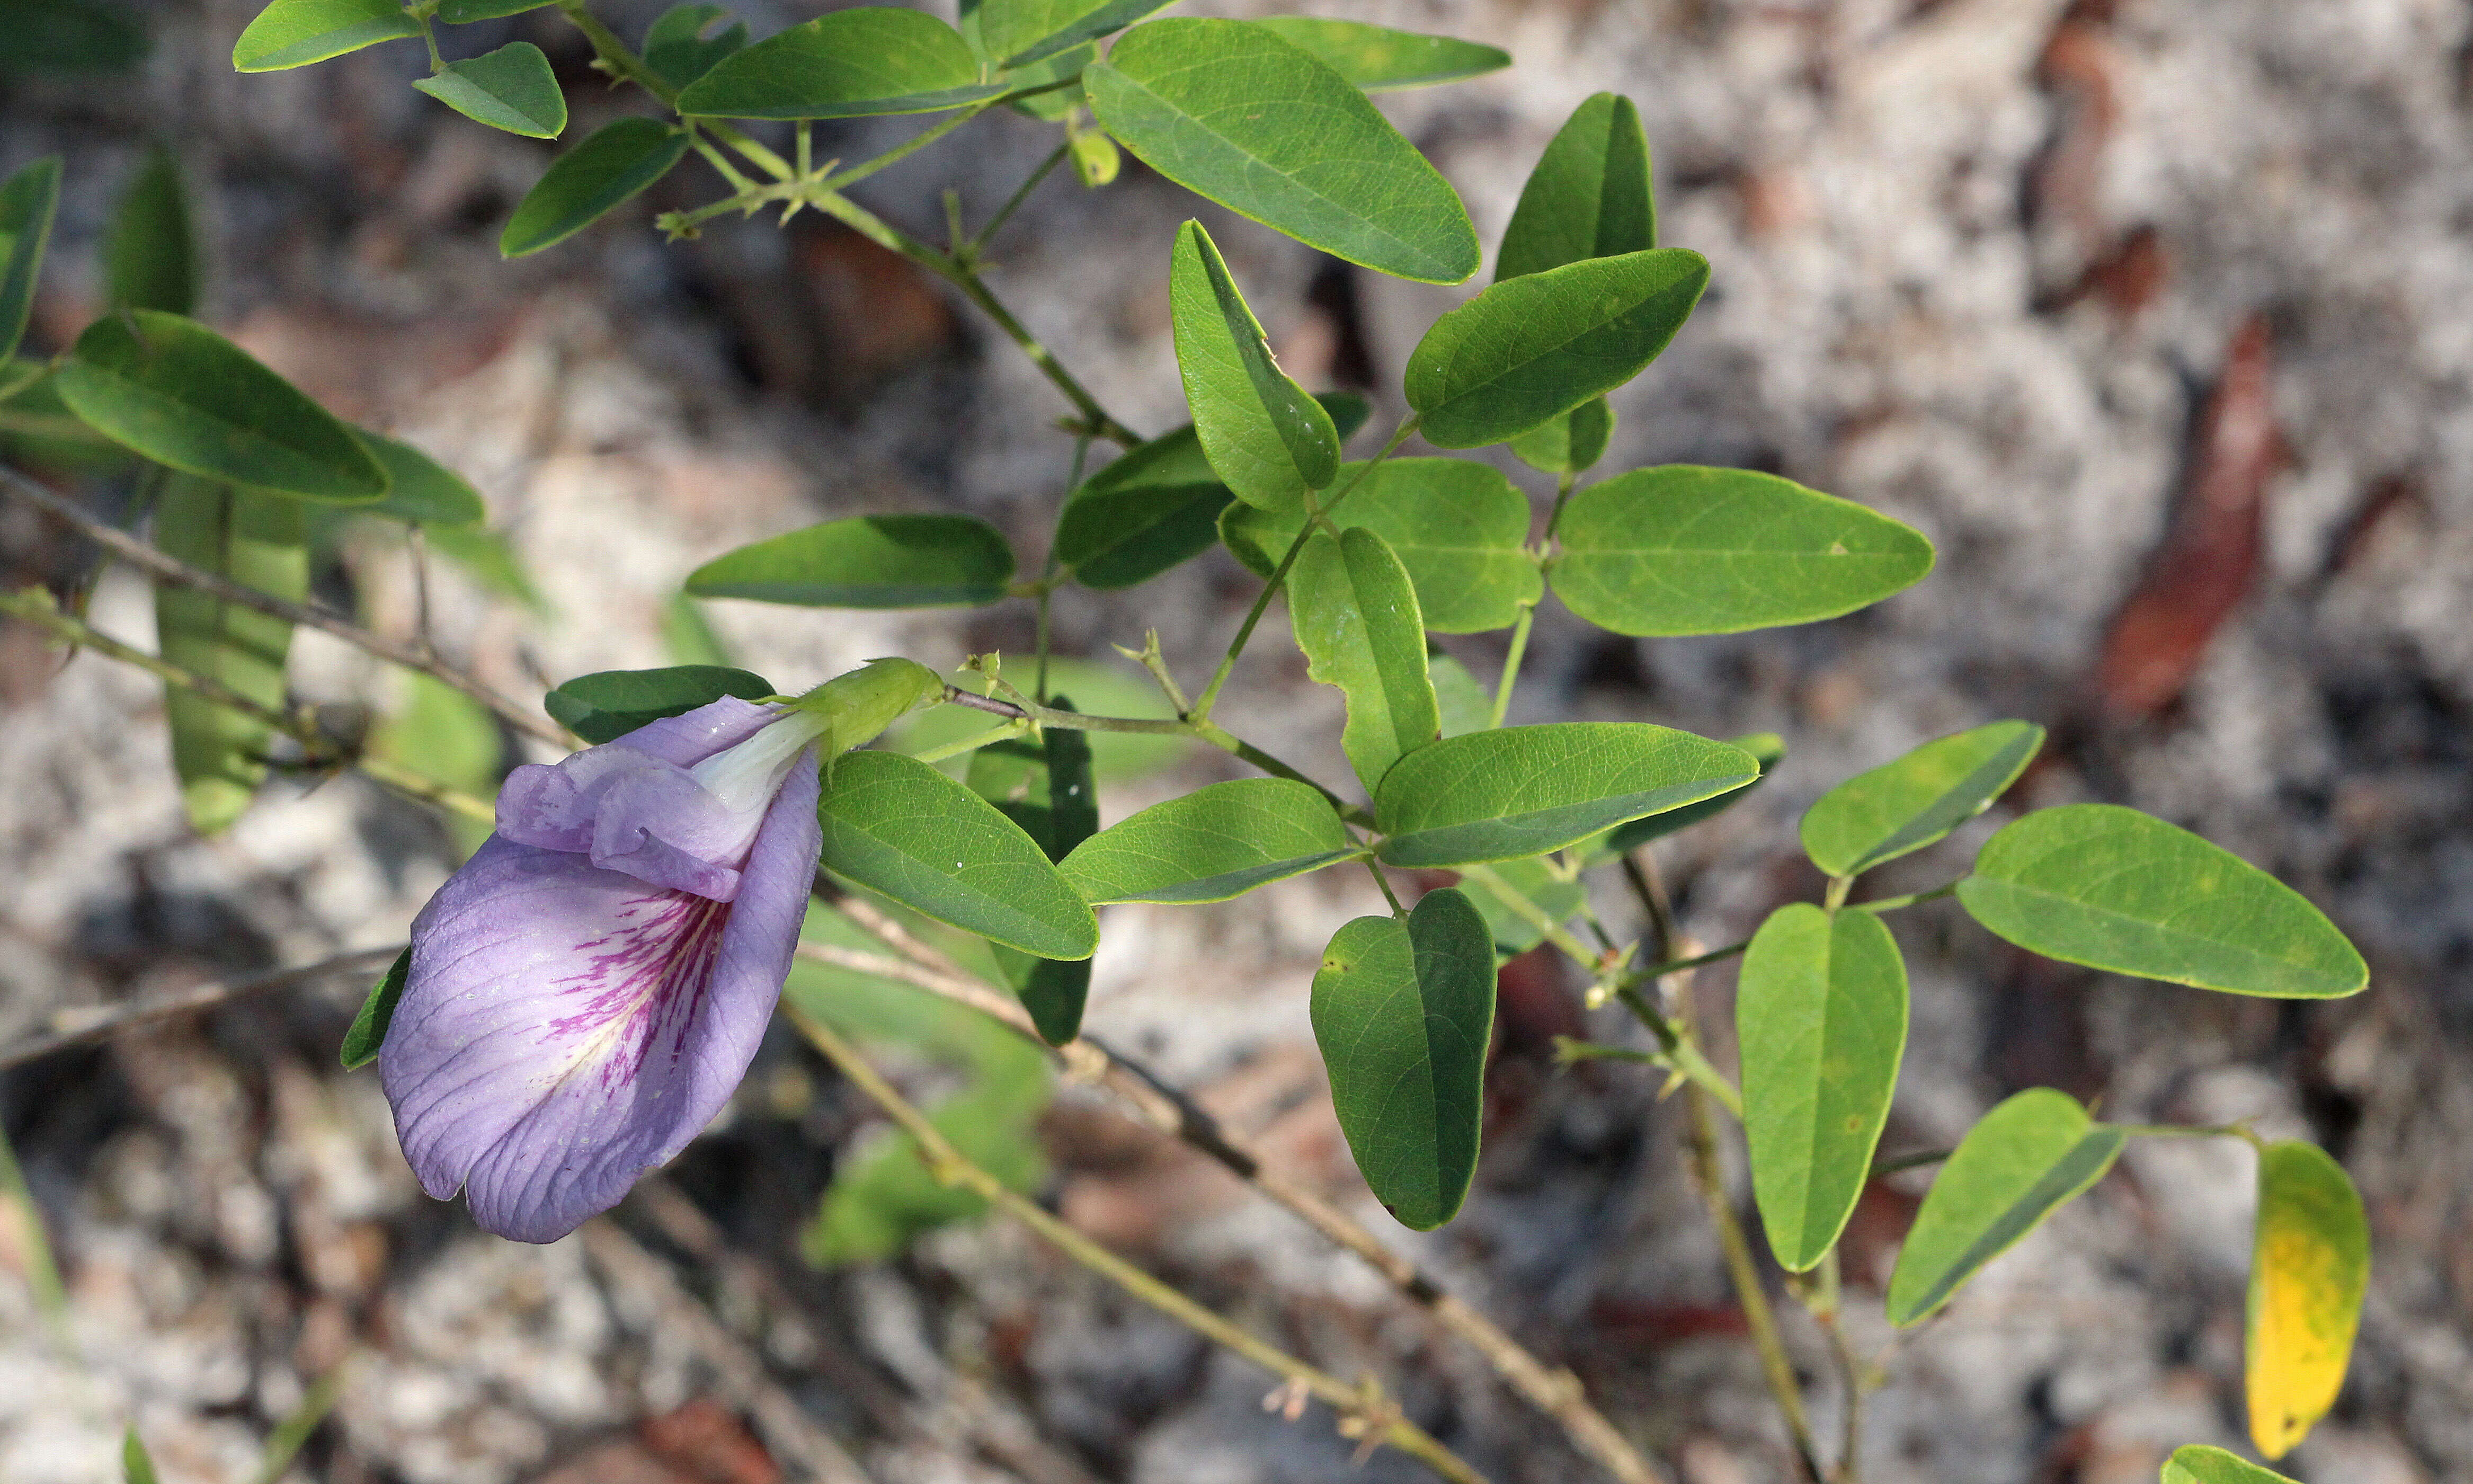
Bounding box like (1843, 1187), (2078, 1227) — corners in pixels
(687, 707), (831, 817)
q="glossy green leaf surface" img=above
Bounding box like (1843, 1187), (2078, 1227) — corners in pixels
(0, 0), (148, 74)
(0, 157), (61, 367)
(1405, 248), (1707, 447)
(1463, 854), (1586, 960)
(1221, 458), (1541, 633)
(1589, 731), (1783, 858)
(687, 513), (1015, 608)
(1311, 888), (1495, 1230)
(436, 0), (548, 20)
(816, 749), (1098, 960)
(2246, 1141), (2369, 1460)
(1376, 722), (1758, 868)
(1249, 16), (1508, 92)
(1739, 904), (1908, 1272)
(678, 7), (1000, 119)
(1496, 92), (1653, 280)
(544, 664), (775, 744)
(1290, 526), (1440, 793)
(972, 705), (1098, 1044)
(154, 479), (307, 833)
(500, 118), (689, 257)
(341, 947), (411, 1069)
(643, 2), (746, 90)
(233, 0), (419, 72)
(104, 145), (194, 316)
(1802, 721), (2043, 879)
(1086, 18), (1479, 284)
(1170, 219), (1338, 510)
(1508, 397), (1612, 476)
(1061, 778), (1355, 905)
(58, 313), (388, 501)
(1959, 805), (2369, 999)
(1055, 426), (1230, 589)
(2163, 1447), (2299, 1484)
(977, 0), (1172, 68)
(1551, 465), (1935, 636)
(414, 41), (567, 138)
(357, 430), (487, 527)
(1885, 1088), (2123, 1326)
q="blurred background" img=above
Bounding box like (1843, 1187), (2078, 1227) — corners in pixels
(4, 1), (2472, 1481)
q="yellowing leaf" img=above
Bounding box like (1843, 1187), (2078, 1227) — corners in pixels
(2245, 1140), (2369, 1459)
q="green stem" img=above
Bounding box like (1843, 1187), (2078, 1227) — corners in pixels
(1684, 1082), (1825, 1484)
(1805, 1251), (1864, 1484)
(1189, 415), (1418, 722)
(1365, 857), (1408, 917)
(1624, 938), (1753, 985)
(805, 191), (1139, 446)
(1490, 603), (1535, 728)
(784, 1005), (1489, 1484)
(1545, 468), (1577, 540)
(967, 140), (1071, 257)
(1846, 881), (1961, 915)
(910, 718), (1030, 766)
(1460, 861), (1598, 967)
(821, 105), (992, 192)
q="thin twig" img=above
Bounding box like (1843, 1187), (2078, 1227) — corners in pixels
(0, 465), (571, 747)
(784, 1002), (1489, 1484)
(0, 947), (403, 1071)
(0, 588), (499, 824)
(796, 910), (1670, 1484)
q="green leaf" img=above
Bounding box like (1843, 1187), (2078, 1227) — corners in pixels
(816, 750), (1098, 960)
(357, 430), (486, 526)
(0, 359), (131, 470)
(1802, 721), (2043, 879)
(153, 479), (307, 833)
(544, 664), (775, 744)
(1170, 219), (1339, 510)
(1249, 16), (1508, 93)
(677, 7), (1001, 120)
(1958, 805), (2369, 999)
(1406, 249), (1708, 447)
(122, 1430), (160, 1484)
(2245, 1141), (2369, 1460)
(1508, 396), (1612, 476)
(975, 700), (1098, 1043)
(1086, 17), (1480, 284)
(643, 2), (746, 91)
(1590, 731), (1783, 858)
(413, 41), (567, 138)
(1220, 457), (1541, 633)
(1068, 126), (1118, 185)
(661, 590), (733, 667)
(1376, 722), (1758, 868)
(1551, 466), (1935, 636)
(1739, 904), (1908, 1272)
(233, 0), (418, 71)
(2163, 1447), (2300, 1484)
(55, 312), (388, 501)
(0, 0), (147, 74)
(371, 673), (504, 857)
(500, 117), (689, 257)
(1429, 652), (1491, 739)
(1061, 393), (1367, 590)
(423, 522), (544, 610)
(1463, 854), (1585, 959)
(0, 157), (61, 367)
(1311, 888), (1495, 1230)
(341, 947), (411, 1069)
(977, 0), (1173, 68)
(997, 40), (1093, 119)
(1496, 92), (1654, 281)
(687, 513), (1015, 608)
(1061, 778), (1355, 905)
(435, 0), (548, 20)
(1290, 526), (1440, 793)
(1884, 1088), (2123, 1326)
(104, 146), (196, 317)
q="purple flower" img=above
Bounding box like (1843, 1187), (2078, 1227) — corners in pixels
(380, 697), (826, 1242)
